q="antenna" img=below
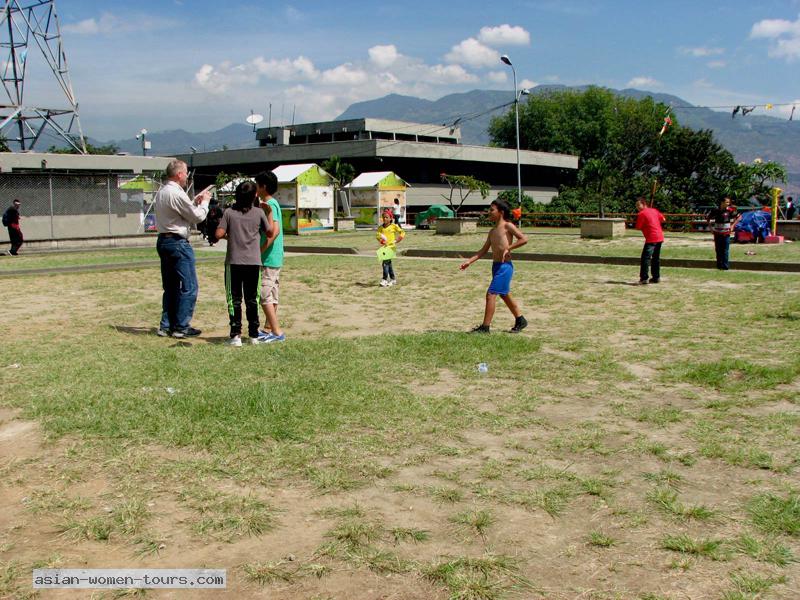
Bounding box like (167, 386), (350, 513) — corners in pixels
(267, 103), (272, 129)
(246, 110), (264, 132)
(291, 105), (295, 126)
(0, 0), (86, 152)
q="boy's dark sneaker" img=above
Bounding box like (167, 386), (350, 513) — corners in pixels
(649, 278), (660, 284)
(636, 280), (649, 285)
(172, 327), (201, 339)
(510, 316), (528, 333)
(470, 324), (490, 334)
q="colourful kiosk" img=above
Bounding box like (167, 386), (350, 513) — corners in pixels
(345, 171), (409, 226)
(272, 163), (335, 234)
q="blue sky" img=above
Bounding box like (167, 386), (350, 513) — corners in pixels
(23, 0), (800, 140)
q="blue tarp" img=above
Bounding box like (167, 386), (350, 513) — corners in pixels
(734, 210), (772, 242)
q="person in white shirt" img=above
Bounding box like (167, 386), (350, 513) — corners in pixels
(154, 159), (211, 338)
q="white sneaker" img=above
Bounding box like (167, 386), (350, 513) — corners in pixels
(380, 279), (388, 287)
(388, 279), (397, 286)
(228, 335), (242, 347)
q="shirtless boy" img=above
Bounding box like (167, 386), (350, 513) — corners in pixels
(460, 199), (528, 333)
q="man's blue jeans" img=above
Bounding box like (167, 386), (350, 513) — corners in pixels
(157, 235), (198, 333)
(640, 241), (662, 282)
(713, 234), (730, 270)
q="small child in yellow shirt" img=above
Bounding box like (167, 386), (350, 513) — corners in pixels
(376, 210), (404, 287)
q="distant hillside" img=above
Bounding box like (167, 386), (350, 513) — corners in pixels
(107, 123), (258, 156)
(337, 88), (800, 196)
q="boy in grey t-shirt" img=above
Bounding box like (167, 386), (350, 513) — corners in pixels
(215, 181), (271, 346)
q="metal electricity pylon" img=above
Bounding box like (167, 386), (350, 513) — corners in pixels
(0, 0), (86, 152)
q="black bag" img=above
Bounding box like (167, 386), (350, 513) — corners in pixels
(2, 209), (10, 227)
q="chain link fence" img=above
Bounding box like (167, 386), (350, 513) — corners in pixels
(0, 172), (167, 242)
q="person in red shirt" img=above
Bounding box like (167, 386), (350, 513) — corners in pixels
(634, 197), (665, 284)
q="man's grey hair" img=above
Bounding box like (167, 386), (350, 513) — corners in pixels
(165, 159), (187, 179)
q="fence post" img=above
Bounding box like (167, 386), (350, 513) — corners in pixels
(48, 174), (54, 239)
(107, 175), (112, 236)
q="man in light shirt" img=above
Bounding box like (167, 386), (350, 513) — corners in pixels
(154, 159), (211, 338)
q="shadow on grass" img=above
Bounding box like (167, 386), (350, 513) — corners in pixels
(603, 280), (646, 286)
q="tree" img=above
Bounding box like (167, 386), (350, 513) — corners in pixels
(489, 86), (789, 214)
(47, 140), (119, 155)
(322, 155), (356, 215)
(440, 173), (490, 216)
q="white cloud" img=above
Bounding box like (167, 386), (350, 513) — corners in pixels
(750, 15), (800, 61)
(626, 76), (661, 89)
(750, 16), (800, 38)
(252, 56), (318, 81)
(426, 63), (479, 83)
(679, 46), (725, 57)
(487, 71), (508, 84)
(321, 63), (368, 86)
(63, 14), (114, 35)
(445, 38), (500, 68)
(284, 5), (304, 22)
(707, 60), (727, 69)
(62, 12), (167, 35)
(478, 25), (531, 47)
(519, 78), (537, 90)
(369, 45), (399, 68)
(194, 62), (259, 95)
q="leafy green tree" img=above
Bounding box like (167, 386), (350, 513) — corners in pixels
(489, 87), (788, 214)
(322, 155), (356, 215)
(47, 139), (118, 155)
(440, 173), (490, 215)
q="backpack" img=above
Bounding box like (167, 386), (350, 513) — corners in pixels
(1, 209), (9, 227)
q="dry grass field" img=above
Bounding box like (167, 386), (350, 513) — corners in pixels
(0, 245), (798, 599)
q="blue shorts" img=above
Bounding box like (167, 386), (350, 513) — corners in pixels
(488, 261), (513, 296)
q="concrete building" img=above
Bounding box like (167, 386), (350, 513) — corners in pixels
(0, 152), (171, 241)
(178, 118), (578, 219)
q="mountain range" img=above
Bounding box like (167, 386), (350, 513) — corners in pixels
(39, 86), (800, 195)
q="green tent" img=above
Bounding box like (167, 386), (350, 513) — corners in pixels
(120, 175), (161, 192)
(415, 204), (454, 228)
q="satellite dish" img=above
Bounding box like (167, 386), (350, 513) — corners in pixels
(246, 111), (264, 132)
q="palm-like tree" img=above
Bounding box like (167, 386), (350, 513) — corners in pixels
(322, 155), (356, 216)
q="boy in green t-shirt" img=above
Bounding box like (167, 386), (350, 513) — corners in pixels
(255, 171), (285, 343)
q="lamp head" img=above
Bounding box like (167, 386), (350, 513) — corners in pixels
(500, 55), (512, 66)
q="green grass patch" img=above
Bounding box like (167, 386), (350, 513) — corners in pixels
(423, 554), (530, 600)
(746, 492), (800, 536)
(661, 534), (730, 561)
(665, 358), (800, 391)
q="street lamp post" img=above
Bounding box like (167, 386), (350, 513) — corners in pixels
(135, 128), (149, 156)
(501, 54), (522, 212)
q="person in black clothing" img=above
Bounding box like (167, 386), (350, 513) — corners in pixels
(787, 196), (796, 220)
(204, 199), (223, 245)
(706, 197), (741, 270)
(3, 199), (23, 255)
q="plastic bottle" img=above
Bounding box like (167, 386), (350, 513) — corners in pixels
(477, 362), (488, 374)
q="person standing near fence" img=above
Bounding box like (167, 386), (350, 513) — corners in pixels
(634, 197), (665, 284)
(154, 159), (211, 338)
(3, 199), (23, 256)
(706, 197), (741, 271)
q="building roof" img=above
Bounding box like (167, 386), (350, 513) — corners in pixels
(272, 163), (325, 182)
(0, 152), (172, 174)
(346, 171), (409, 189)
